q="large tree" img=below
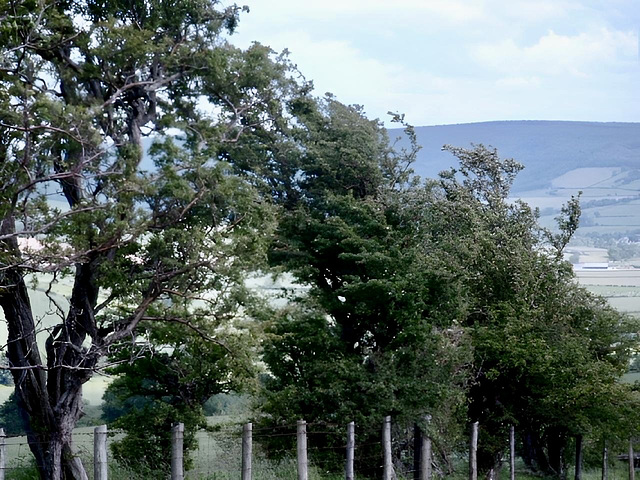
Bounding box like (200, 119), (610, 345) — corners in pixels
(260, 135), (639, 478)
(432, 145), (639, 478)
(0, 1), (301, 477)
(259, 101), (472, 475)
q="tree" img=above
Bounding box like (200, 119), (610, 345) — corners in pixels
(0, 392), (28, 436)
(432, 145), (639, 478)
(259, 101), (472, 475)
(260, 136), (639, 478)
(101, 298), (260, 477)
(0, 1), (301, 477)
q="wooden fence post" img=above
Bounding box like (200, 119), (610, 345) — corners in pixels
(510, 425), (515, 480)
(242, 423), (252, 480)
(297, 420), (308, 480)
(420, 416), (432, 480)
(383, 416), (394, 480)
(0, 428), (5, 480)
(630, 438), (635, 480)
(575, 435), (583, 480)
(171, 423), (184, 480)
(602, 439), (608, 480)
(413, 423), (421, 480)
(94, 424), (108, 480)
(469, 422), (479, 480)
(346, 421), (355, 480)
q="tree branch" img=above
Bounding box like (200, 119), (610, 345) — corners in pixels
(140, 315), (232, 354)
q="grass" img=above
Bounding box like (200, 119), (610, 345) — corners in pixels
(582, 285), (640, 296)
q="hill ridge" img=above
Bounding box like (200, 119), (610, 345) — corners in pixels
(389, 120), (640, 193)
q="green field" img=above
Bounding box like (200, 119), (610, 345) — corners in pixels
(575, 270), (640, 315)
(519, 166), (640, 237)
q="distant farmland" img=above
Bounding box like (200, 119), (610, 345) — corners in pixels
(576, 269), (640, 316)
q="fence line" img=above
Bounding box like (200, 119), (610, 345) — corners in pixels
(0, 419), (632, 480)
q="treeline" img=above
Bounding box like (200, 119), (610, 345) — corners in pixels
(1, 1), (638, 479)
(102, 100), (640, 478)
(252, 107), (640, 478)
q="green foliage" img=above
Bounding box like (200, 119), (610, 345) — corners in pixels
(0, 392), (27, 435)
(258, 101), (471, 475)
(5, 460), (40, 480)
(203, 393), (251, 416)
(1, 2), (637, 479)
(434, 145), (640, 475)
(102, 314), (259, 476)
(260, 133), (639, 478)
(75, 403), (103, 428)
(110, 402), (204, 477)
(0, 0), (306, 476)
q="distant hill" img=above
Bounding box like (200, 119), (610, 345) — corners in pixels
(388, 121), (640, 193)
(41, 121), (640, 239)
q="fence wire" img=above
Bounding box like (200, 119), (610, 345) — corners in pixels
(0, 422), (405, 479)
(0, 420), (569, 480)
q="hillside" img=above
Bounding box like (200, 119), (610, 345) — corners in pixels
(389, 120), (640, 193)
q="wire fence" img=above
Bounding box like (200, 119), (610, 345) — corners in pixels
(0, 418), (436, 480)
(0, 419), (630, 480)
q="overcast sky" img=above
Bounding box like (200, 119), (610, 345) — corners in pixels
(228, 0), (640, 127)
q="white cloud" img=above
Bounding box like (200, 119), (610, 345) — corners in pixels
(240, 0), (488, 24)
(473, 28), (637, 78)
(245, 25), (640, 125)
(229, 1), (640, 125)
(495, 76), (542, 88)
(250, 30), (488, 123)
(253, 31), (398, 94)
(495, 0), (581, 22)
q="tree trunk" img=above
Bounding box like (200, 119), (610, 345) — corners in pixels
(547, 429), (568, 479)
(521, 430), (550, 474)
(0, 271), (91, 479)
(575, 435), (583, 480)
(0, 221), (95, 480)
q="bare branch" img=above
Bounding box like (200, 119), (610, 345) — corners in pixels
(0, 121), (85, 144)
(44, 273), (67, 321)
(100, 71), (185, 109)
(0, 205), (103, 242)
(140, 315), (232, 354)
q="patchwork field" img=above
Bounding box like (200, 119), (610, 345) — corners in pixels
(575, 270), (640, 316)
(519, 166), (640, 237)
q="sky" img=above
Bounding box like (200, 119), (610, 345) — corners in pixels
(227, 0), (640, 127)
